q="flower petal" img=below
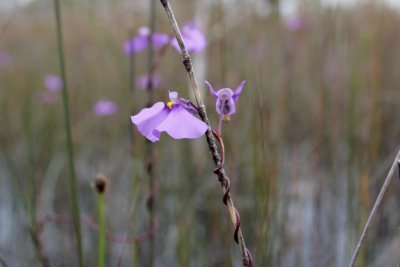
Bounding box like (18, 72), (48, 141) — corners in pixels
(171, 22), (206, 54)
(216, 97), (236, 116)
(155, 105), (207, 140)
(169, 91), (178, 102)
(233, 80), (246, 103)
(136, 73), (162, 90)
(124, 35), (148, 55)
(205, 81), (218, 98)
(93, 99), (118, 117)
(131, 102), (169, 142)
(44, 74), (63, 92)
(152, 33), (170, 48)
(184, 25), (206, 53)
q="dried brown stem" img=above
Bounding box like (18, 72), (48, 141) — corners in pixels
(159, 1), (253, 266)
(348, 149), (400, 267)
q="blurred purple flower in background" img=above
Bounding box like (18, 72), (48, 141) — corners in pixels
(206, 80), (245, 120)
(136, 72), (162, 90)
(171, 22), (206, 53)
(131, 91), (207, 142)
(124, 27), (170, 55)
(93, 99), (119, 117)
(0, 52), (12, 68)
(286, 16), (305, 32)
(44, 74), (63, 92)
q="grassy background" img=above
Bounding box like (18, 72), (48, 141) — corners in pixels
(1, 0), (400, 266)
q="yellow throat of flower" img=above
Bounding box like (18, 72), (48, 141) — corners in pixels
(223, 115), (231, 122)
(167, 101), (174, 109)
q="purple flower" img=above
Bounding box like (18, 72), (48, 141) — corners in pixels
(0, 52), (12, 68)
(171, 22), (206, 53)
(93, 99), (119, 117)
(44, 74), (63, 92)
(286, 17), (304, 32)
(136, 72), (162, 90)
(124, 27), (170, 55)
(205, 80), (245, 119)
(131, 91), (208, 142)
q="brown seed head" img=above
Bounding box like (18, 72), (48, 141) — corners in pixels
(93, 173), (109, 194)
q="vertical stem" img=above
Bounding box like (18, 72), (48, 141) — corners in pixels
(348, 149), (400, 267)
(146, 1), (157, 266)
(127, 29), (139, 267)
(27, 110), (36, 231)
(98, 194), (106, 267)
(26, 107), (50, 267)
(52, 1), (84, 266)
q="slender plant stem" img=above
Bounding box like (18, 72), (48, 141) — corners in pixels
(98, 194), (106, 267)
(26, 106), (36, 232)
(348, 149), (400, 267)
(127, 29), (139, 267)
(146, 1), (157, 266)
(53, 1), (84, 266)
(26, 104), (50, 267)
(159, 1), (252, 266)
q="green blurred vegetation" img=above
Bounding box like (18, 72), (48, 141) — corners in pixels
(0, 1), (400, 266)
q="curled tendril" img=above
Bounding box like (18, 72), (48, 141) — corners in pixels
(212, 130), (253, 267)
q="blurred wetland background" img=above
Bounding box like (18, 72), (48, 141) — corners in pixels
(1, 0), (400, 266)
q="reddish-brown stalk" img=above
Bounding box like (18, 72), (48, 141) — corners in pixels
(145, 1), (157, 266)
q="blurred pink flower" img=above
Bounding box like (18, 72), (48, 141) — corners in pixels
(93, 99), (118, 117)
(136, 72), (162, 90)
(124, 27), (170, 55)
(0, 52), (12, 68)
(286, 17), (304, 32)
(44, 74), (63, 92)
(171, 22), (206, 53)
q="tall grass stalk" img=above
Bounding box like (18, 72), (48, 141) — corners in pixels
(52, 0), (84, 266)
(25, 101), (50, 267)
(348, 149), (400, 267)
(27, 106), (36, 233)
(97, 193), (106, 267)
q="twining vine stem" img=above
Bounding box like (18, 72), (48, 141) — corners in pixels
(159, 0), (253, 266)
